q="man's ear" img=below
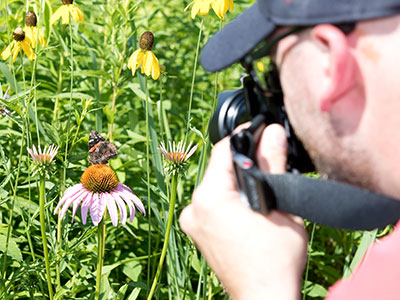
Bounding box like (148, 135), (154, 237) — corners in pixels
(311, 24), (356, 112)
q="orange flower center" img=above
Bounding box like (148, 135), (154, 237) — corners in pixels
(80, 164), (118, 193)
(37, 154), (52, 162)
(169, 152), (187, 162)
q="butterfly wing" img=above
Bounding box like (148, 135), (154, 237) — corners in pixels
(89, 131), (118, 164)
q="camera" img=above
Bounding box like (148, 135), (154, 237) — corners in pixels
(209, 63), (314, 174)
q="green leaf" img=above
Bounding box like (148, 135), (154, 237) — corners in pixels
(0, 234), (22, 262)
(0, 62), (20, 93)
(303, 281), (328, 297)
(127, 288), (141, 300)
(343, 229), (377, 278)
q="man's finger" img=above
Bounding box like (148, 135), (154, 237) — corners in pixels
(257, 124), (287, 174)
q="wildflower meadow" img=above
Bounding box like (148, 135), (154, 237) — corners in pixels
(0, 0), (389, 299)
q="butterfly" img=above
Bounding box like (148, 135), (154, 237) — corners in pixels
(88, 130), (117, 165)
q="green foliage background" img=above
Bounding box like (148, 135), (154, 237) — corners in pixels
(0, 0), (386, 299)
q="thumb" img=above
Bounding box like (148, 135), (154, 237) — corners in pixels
(256, 124), (287, 174)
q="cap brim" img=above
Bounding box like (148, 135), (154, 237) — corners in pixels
(200, 2), (276, 72)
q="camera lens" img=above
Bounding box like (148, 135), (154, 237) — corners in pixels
(209, 90), (250, 144)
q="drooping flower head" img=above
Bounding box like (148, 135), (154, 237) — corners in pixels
(55, 164), (145, 227)
(51, 0), (84, 25)
(185, 0), (213, 19)
(159, 140), (199, 176)
(186, 0), (233, 19)
(27, 144), (59, 176)
(24, 11), (46, 48)
(127, 31), (160, 80)
(211, 0), (234, 20)
(1, 27), (35, 62)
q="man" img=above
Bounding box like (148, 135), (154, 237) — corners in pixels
(179, 0), (400, 299)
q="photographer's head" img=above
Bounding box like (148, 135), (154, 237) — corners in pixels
(202, 0), (400, 198)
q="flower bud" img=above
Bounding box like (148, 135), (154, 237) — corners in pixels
(139, 31), (154, 51)
(25, 11), (38, 27)
(13, 27), (25, 42)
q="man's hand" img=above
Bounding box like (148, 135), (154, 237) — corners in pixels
(179, 124), (308, 300)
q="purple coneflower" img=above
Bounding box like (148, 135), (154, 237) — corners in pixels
(27, 144), (59, 164)
(159, 140), (198, 176)
(54, 164), (145, 227)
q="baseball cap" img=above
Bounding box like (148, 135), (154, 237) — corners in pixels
(201, 0), (400, 72)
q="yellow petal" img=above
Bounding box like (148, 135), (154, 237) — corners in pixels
(12, 44), (20, 63)
(150, 52), (160, 80)
(191, 0), (211, 18)
(1, 42), (14, 60)
(50, 6), (64, 24)
(191, 0), (201, 18)
(20, 40), (35, 61)
(211, 0), (224, 19)
(229, 0), (234, 12)
(199, 0), (212, 15)
(70, 4), (84, 24)
(61, 6), (71, 24)
(143, 51), (152, 77)
(184, 1), (194, 12)
(24, 26), (37, 48)
(38, 29), (46, 47)
(127, 49), (141, 75)
(73, 4), (85, 23)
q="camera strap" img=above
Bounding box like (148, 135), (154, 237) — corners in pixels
(231, 116), (400, 230)
(262, 173), (400, 230)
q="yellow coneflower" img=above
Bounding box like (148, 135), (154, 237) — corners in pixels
(24, 11), (46, 48)
(185, 0), (213, 19)
(186, 0), (233, 19)
(211, 0), (234, 20)
(128, 31), (160, 80)
(1, 27), (35, 62)
(50, 0), (84, 25)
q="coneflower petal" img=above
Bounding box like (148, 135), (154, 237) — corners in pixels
(90, 192), (106, 226)
(111, 191), (127, 225)
(59, 189), (86, 220)
(118, 184), (145, 215)
(61, 6), (70, 24)
(72, 190), (91, 220)
(105, 193), (119, 227)
(50, 6), (63, 24)
(81, 192), (94, 225)
(54, 184), (83, 214)
(186, 143), (199, 160)
(115, 186), (136, 222)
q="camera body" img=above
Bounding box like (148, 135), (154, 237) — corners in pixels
(209, 72), (314, 174)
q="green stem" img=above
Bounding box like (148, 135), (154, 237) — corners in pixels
(147, 175), (178, 300)
(39, 175), (54, 300)
(302, 223), (316, 300)
(145, 77), (152, 287)
(56, 170), (65, 289)
(95, 219), (106, 300)
(184, 18), (203, 143)
(53, 54), (64, 124)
